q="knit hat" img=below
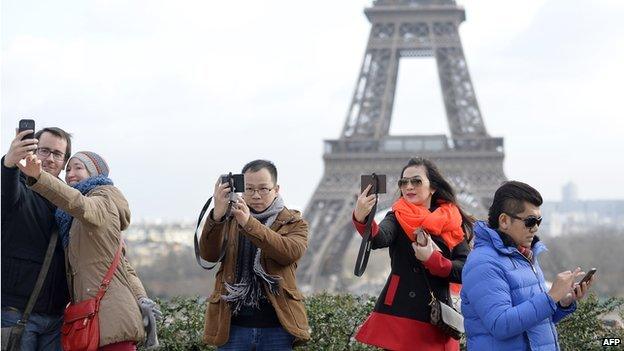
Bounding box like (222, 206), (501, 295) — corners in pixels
(71, 151), (109, 177)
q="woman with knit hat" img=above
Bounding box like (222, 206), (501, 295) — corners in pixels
(352, 157), (473, 351)
(18, 151), (160, 351)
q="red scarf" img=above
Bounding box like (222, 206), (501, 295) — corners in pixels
(392, 197), (465, 250)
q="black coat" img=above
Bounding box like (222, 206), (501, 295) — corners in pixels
(371, 211), (469, 322)
(1, 157), (69, 314)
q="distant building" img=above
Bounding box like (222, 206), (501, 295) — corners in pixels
(540, 183), (624, 236)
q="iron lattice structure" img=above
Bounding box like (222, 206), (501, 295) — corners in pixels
(298, 0), (506, 293)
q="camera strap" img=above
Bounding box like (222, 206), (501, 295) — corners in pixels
(193, 196), (230, 270)
(354, 173), (379, 277)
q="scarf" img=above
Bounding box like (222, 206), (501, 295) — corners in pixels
(222, 195), (284, 315)
(55, 175), (114, 248)
(498, 230), (534, 261)
(392, 197), (465, 250)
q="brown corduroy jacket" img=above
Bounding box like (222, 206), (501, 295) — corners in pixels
(199, 207), (311, 347)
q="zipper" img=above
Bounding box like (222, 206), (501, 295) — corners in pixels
(512, 250), (560, 351)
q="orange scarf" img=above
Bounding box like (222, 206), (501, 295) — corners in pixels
(392, 197), (465, 250)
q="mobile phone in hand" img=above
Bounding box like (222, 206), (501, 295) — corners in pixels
(415, 229), (428, 247)
(579, 268), (597, 285)
(361, 174), (387, 195)
(18, 119), (35, 141)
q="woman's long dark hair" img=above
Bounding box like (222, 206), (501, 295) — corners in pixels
(399, 157), (475, 242)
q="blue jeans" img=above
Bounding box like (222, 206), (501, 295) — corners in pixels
(1, 307), (63, 351)
(218, 325), (295, 351)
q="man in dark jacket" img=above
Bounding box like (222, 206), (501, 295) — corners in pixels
(2, 127), (72, 350)
(461, 181), (594, 350)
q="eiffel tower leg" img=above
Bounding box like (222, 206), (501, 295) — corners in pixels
(342, 45), (399, 139)
(435, 36), (487, 137)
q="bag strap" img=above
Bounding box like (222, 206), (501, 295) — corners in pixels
(354, 174), (379, 277)
(18, 228), (59, 326)
(95, 236), (124, 302)
(414, 249), (440, 304)
(193, 196), (230, 270)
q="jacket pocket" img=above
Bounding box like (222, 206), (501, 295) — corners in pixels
(282, 286), (308, 331)
(384, 274), (400, 306)
(205, 292), (222, 337)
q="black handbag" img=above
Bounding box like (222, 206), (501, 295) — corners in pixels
(1, 230), (58, 351)
(419, 262), (464, 340)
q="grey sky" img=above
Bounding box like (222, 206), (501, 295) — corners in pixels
(2, 0), (623, 222)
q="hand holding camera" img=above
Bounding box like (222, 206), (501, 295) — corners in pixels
(212, 173), (245, 221)
(231, 196), (251, 226)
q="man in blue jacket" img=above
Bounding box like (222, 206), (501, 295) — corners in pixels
(2, 127), (72, 350)
(461, 181), (593, 351)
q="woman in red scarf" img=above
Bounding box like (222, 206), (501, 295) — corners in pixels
(352, 157), (473, 351)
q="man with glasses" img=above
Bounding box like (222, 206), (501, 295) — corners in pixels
(199, 159), (310, 350)
(461, 181), (594, 350)
(2, 127), (72, 350)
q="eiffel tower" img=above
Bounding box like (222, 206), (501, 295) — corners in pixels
(298, 0), (507, 293)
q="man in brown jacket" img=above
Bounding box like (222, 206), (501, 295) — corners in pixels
(200, 159), (310, 350)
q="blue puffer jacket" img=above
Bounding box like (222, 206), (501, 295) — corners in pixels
(461, 221), (576, 351)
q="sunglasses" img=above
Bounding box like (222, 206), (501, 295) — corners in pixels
(505, 213), (543, 228)
(398, 176), (423, 187)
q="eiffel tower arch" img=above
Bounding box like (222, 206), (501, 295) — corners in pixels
(298, 0), (506, 293)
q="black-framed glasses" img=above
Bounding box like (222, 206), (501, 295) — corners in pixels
(243, 187), (274, 196)
(398, 176), (423, 187)
(506, 213), (543, 228)
(36, 148), (65, 162)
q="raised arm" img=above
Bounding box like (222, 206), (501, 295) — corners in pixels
(2, 131), (39, 211)
(199, 209), (228, 262)
(353, 211), (399, 249)
(30, 171), (120, 227)
(1, 156), (23, 212)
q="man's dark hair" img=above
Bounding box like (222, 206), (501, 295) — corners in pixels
(242, 159), (278, 184)
(488, 181), (543, 229)
(34, 127), (72, 162)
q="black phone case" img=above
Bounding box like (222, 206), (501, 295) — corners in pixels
(361, 174), (387, 195)
(18, 119), (36, 140)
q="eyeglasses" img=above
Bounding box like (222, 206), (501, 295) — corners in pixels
(243, 187), (274, 196)
(398, 177), (423, 187)
(36, 148), (65, 162)
(506, 213), (543, 228)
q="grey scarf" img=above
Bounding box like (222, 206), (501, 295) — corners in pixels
(222, 195), (284, 314)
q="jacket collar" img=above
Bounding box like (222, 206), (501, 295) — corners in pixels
(271, 207), (301, 228)
(474, 221), (547, 258)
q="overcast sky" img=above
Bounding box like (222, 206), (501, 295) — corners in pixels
(2, 0), (623, 222)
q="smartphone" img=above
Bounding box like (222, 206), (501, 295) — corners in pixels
(579, 268), (597, 285)
(220, 173), (245, 193)
(415, 228), (428, 247)
(18, 119), (36, 141)
(361, 174), (387, 195)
